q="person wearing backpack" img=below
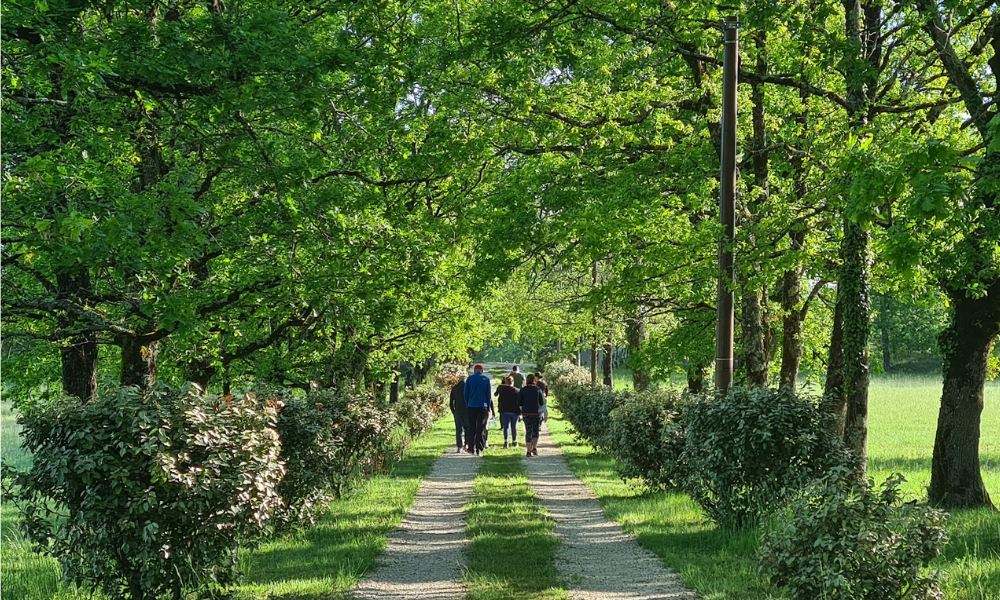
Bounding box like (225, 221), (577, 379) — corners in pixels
(517, 374), (545, 457)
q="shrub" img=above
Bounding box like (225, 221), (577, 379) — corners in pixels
(605, 388), (688, 489)
(544, 359), (591, 398)
(759, 467), (948, 600)
(275, 394), (344, 526)
(395, 383), (449, 439)
(2, 385), (285, 600)
(559, 384), (621, 447)
(682, 386), (848, 528)
(432, 362), (469, 388)
(277, 388), (402, 520)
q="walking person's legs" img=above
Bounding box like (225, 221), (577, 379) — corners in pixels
(467, 408), (488, 455)
(523, 415), (540, 456)
(454, 414), (465, 451)
(466, 408), (480, 454)
(500, 412), (514, 446)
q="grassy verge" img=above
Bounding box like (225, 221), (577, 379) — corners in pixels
(1, 400), (88, 600)
(235, 418), (455, 599)
(464, 445), (567, 600)
(545, 376), (1000, 600)
(545, 407), (776, 600)
(1, 400), (455, 600)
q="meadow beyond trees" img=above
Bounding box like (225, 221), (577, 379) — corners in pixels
(1, 0), (999, 598)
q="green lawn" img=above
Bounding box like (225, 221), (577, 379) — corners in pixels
(546, 375), (1000, 600)
(464, 447), (566, 600)
(1, 403), (455, 600)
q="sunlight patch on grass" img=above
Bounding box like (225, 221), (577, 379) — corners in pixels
(464, 446), (567, 600)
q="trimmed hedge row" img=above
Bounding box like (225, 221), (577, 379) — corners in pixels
(2, 379), (449, 600)
(544, 360), (948, 600)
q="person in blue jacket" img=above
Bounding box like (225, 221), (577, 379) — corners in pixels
(464, 364), (492, 456)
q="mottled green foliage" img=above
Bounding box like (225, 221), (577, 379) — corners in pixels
(605, 388), (688, 490)
(682, 386), (849, 529)
(395, 383), (449, 440)
(2, 385), (284, 600)
(760, 467), (948, 600)
(275, 390), (400, 526)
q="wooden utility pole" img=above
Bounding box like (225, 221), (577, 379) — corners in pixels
(716, 16), (739, 394)
(591, 261), (599, 385)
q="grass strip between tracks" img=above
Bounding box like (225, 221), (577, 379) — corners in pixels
(464, 443), (567, 600)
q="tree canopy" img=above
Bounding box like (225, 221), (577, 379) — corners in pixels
(3, 0), (997, 508)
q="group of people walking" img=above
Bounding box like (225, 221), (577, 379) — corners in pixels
(449, 365), (548, 457)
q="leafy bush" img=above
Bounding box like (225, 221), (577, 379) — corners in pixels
(2, 385), (285, 600)
(275, 394), (346, 526)
(277, 388), (402, 518)
(605, 388), (688, 489)
(759, 467), (948, 600)
(433, 362), (469, 388)
(682, 386), (848, 528)
(559, 384), (621, 447)
(395, 383), (449, 439)
(543, 359), (591, 399)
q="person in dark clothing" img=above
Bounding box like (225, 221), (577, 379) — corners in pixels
(534, 373), (548, 398)
(494, 375), (521, 447)
(464, 364), (492, 455)
(517, 374), (545, 457)
(484, 389), (496, 449)
(510, 365), (525, 388)
(534, 373), (549, 423)
(449, 376), (469, 453)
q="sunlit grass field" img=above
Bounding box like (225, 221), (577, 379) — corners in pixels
(546, 375), (1000, 600)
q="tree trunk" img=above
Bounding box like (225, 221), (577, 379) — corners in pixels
(929, 285), (999, 508)
(740, 277), (769, 387)
(119, 334), (158, 393)
(626, 309), (650, 391)
(390, 362), (401, 403)
(879, 294), (892, 372)
(60, 332), (99, 401)
(739, 29), (770, 388)
(686, 360), (711, 394)
(602, 342), (613, 387)
(590, 343), (598, 385)
(823, 296), (848, 437)
(56, 272), (98, 400)
(187, 361), (216, 393)
(840, 220), (872, 475)
(779, 231), (806, 390)
(835, 0), (879, 477)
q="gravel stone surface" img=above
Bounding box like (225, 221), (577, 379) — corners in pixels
(350, 449), (478, 600)
(525, 426), (700, 600)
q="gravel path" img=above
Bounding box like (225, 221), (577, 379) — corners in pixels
(350, 449), (478, 600)
(525, 426), (700, 600)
